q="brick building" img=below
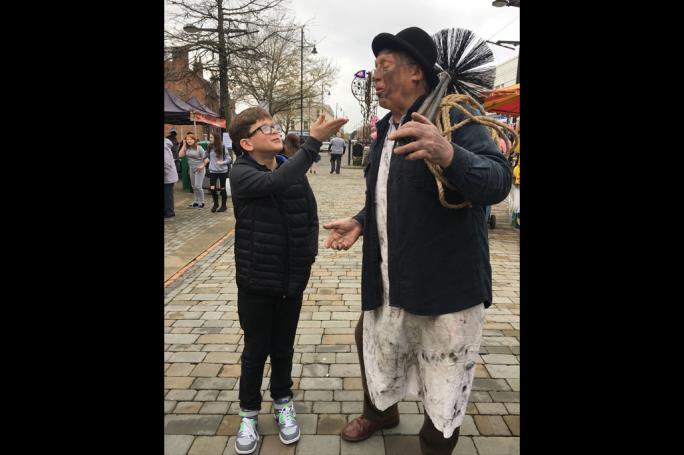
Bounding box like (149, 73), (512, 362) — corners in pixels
(164, 47), (227, 140)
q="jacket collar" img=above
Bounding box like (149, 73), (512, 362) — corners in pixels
(239, 152), (287, 170)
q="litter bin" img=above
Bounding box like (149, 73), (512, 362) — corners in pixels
(180, 156), (192, 192)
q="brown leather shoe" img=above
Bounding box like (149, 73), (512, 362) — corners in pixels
(340, 415), (400, 442)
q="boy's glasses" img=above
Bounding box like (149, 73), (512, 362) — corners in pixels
(247, 124), (282, 137)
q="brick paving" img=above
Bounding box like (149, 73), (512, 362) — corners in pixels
(165, 167), (519, 454)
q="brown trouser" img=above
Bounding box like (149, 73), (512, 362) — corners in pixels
(355, 313), (460, 455)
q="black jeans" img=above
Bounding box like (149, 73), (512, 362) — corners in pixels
(208, 171), (228, 188)
(330, 154), (342, 174)
(238, 289), (303, 411)
(163, 183), (175, 217)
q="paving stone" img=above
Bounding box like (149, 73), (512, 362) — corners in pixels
(484, 365), (519, 379)
(204, 352), (241, 363)
(317, 414), (348, 434)
(259, 435), (296, 454)
(503, 415), (520, 436)
(165, 377), (196, 389)
(329, 364), (361, 377)
(384, 435), (421, 455)
(165, 334), (200, 345)
(215, 415), (242, 436)
(341, 401), (363, 414)
(165, 415), (223, 435)
(334, 390), (364, 401)
(313, 401), (341, 413)
(470, 391), (492, 403)
(322, 334), (355, 345)
(166, 389), (198, 401)
(504, 403), (519, 414)
(165, 400), (177, 414)
(169, 352), (207, 363)
(453, 436), (479, 455)
(335, 353), (359, 364)
(473, 415), (511, 436)
(200, 402), (230, 415)
(506, 379), (520, 392)
(295, 435), (340, 455)
(490, 391), (519, 403)
(482, 354), (519, 365)
(473, 436), (520, 454)
(175, 402), (203, 414)
(475, 403), (508, 415)
(397, 402), (419, 414)
(298, 334), (324, 345)
(305, 390), (333, 401)
(166, 363), (196, 377)
(340, 435), (384, 454)
(191, 363), (222, 377)
(195, 390), (220, 402)
(215, 390), (239, 402)
(317, 345), (350, 353)
(343, 378), (363, 390)
(187, 436), (228, 455)
(299, 377), (343, 390)
(472, 378), (511, 391)
(164, 435), (195, 455)
(460, 415), (479, 436)
(382, 414), (425, 435)
(196, 334), (241, 344)
(301, 364), (330, 377)
(193, 378), (238, 390)
(218, 364), (242, 378)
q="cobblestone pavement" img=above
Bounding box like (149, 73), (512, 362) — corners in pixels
(164, 167), (520, 455)
(164, 183), (236, 281)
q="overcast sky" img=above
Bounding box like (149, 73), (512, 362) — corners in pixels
(165, 0), (520, 131)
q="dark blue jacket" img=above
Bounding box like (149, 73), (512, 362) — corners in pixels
(353, 95), (512, 315)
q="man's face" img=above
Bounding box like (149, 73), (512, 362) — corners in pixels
(241, 118), (283, 155)
(373, 50), (416, 112)
(164, 124), (172, 137)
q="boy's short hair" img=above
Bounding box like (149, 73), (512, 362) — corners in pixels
(229, 107), (272, 155)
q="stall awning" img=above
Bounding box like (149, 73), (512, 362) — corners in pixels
(484, 84), (520, 117)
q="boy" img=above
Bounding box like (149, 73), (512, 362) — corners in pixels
(228, 107), (347, 454)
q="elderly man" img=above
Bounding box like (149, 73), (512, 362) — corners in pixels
(323, 27), (511, 454)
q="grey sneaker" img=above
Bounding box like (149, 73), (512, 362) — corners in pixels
(234, 411), (259, 454)
(273, 396), (300, 445)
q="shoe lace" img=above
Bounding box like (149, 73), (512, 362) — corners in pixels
(238, 417), (257, 441)
(278, 403), (296, 427)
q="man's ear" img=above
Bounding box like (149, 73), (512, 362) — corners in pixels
(240, 138), (253, 152)
(409, 65), (424, 84)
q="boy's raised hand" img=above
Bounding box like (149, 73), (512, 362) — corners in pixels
(310, 115), (348, 142)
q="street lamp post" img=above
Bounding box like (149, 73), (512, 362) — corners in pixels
(492, 0), (520, 6)
(300, 27), (318, 137)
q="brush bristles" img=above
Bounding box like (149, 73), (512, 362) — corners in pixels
(433, 28), (496, 100)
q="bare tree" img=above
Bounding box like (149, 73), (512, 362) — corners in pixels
(164, 0), (290, 128)
(228, 21), (338, 120)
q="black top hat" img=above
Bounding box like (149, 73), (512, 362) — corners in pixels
(372, 27), (439, 88)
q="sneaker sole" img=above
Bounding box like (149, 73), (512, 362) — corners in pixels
(234, 440), (259, 455)
(278, 431), (300, 445)
(273, 414), (300, 445)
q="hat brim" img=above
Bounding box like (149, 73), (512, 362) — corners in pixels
(372, 33), (439, 88)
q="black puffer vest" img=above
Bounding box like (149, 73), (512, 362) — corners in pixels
(230, 152), (319, 297)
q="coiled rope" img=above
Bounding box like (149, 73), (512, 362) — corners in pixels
(425, 94), (519, 209)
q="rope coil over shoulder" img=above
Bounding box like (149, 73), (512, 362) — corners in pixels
(417, 73), (519, 210)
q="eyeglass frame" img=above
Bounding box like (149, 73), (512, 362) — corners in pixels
(246, 123), (282, 138)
